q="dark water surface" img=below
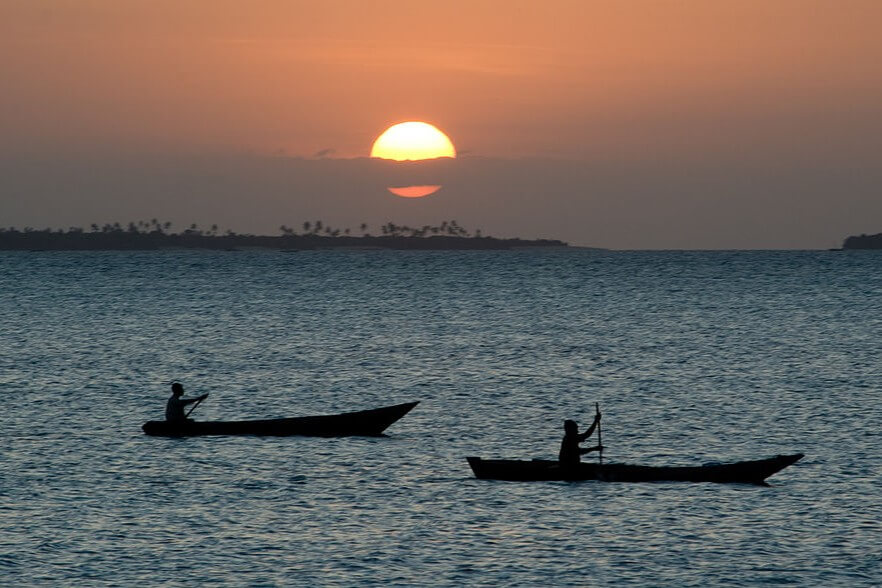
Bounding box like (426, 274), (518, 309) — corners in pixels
(1, 250), (880, 586)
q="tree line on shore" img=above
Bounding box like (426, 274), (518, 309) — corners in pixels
(0, 219), (478, 238)
(842, 233), (882, 249)
(0, 219), (567, 250)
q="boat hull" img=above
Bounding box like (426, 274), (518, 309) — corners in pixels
(142, 401), (418, 437)
(466, 453), (804, 485)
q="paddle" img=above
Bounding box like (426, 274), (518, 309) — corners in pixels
(595, 402), (603, 466)
(185, 396), (206, 419)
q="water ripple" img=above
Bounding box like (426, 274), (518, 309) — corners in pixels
(1, 250), (880, 586)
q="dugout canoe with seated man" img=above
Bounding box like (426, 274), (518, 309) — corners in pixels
(466, 404), (803, 484)
(143, 383), (418, 438)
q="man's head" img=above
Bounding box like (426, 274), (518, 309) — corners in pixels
(171, 382), (184, 396)
(564, 419), (578, 435)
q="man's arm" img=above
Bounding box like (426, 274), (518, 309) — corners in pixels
(182, 393), (209, 406)
(578, 416), (600, 442)
(580, 445), (604, 454)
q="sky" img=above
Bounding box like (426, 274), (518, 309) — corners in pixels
(2, 0), (882, 248)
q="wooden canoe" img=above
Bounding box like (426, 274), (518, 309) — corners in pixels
(466, 453), (804, 485)
(142, 401), (418, 437)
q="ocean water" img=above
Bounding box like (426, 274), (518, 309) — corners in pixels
(1, 249), (880, 586)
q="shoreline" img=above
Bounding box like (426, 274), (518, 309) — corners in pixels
(0, 233), (569, 251)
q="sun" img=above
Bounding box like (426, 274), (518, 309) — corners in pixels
(386, 185), (443, 198)
(370, 122), (456, 161)
(371, 121), (455, 198)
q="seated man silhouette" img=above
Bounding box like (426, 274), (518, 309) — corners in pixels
(559, 414), (602, 467)
(166, 383), (208, 423)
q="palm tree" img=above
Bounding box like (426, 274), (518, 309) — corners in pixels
(448, 220), (466, 236)
(303, 221), (311, 234)
(359, 223), (368, 235)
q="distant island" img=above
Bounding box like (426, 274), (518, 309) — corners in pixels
(0, 220), (567, 251)
(842, 233), (882, 249)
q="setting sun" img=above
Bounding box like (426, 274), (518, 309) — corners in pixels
(370, 122), (456, 161)
(371, 122), (455, 198)
(387, 185), (443, 198)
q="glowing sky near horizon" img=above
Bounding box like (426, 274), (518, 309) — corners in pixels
(2, 1), (882, 248)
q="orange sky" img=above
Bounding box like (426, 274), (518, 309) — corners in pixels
(2, 1), (882, 248)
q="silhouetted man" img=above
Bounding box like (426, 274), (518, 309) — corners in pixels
(559, 414), (602, 467)
(166, 383), (208, 422)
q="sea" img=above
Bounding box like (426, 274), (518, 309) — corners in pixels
(1, 249), (880, 587)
